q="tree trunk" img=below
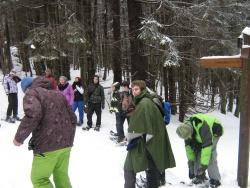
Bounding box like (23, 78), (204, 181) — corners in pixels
(169, 67), (177, 114)
(4, 15), (12, 72)
(82, 0), (95, 84)
(163, 67), (169, 101)
(127, 0), (147, 80)
(111, 0), (122, 83)
(179, 65), (187, 122)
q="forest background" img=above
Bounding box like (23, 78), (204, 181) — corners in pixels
(1, 0), (250, 121)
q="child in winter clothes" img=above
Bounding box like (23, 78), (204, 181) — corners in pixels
(3, 69), (21, 123)
(58, 76), (74, 107)
(176, 113), (223, 188)
(72, 77), (85, 125)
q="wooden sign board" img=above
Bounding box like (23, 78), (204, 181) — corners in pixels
(199, 27), (250, 188)
(199, 55), (242, 68)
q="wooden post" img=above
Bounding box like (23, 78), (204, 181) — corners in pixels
(199, 27), (250, 188)
(237, 32), (250, 188)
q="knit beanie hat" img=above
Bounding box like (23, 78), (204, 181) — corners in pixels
(176, 122), (193, 140)
(21, 77), (34, 93)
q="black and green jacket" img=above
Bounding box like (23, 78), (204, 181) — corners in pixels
(185, 113), (223, 166)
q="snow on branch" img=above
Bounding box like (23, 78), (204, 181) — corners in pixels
(138, 18), (180, 67)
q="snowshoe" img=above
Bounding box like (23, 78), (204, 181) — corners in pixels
(94, 127), (100, 131)
(136, 175), (147, 188)
(13, 116), (21, 121)
(209, 179), (221, 188)
(109, 135), (118, 142)
(180, 180), (210, 188)
(110, 130), (118, 137)
(115, 140), (127, 146)
(5, 117), (15, 123)
(82, 126), (91, 131)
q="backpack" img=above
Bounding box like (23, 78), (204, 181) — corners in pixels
(148, 92), (171, 125)
(121, 90), (133, 112)
(163, 101), (171, 125)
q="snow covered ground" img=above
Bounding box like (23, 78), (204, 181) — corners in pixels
(0, 71), (246, 187)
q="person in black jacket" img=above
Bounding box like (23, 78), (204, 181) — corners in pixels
(72, 77), (85, 126)
(83, 75), (105, 131)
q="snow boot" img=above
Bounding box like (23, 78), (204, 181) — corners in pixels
(209, 179), (221, 188)
(82, 126), (91, 131)
(6, 116), (15, 123)
(94, 126), (100, 131)
(13, 116), (21, 121)
(110, 130), (118, 137)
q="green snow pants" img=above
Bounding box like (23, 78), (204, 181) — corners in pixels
(31, 147), (72, 188)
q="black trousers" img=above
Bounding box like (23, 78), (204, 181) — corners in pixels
(124, 153), (159, 188)
(87, 103), (102, 127)
(146, 153), (160, 188)
(7, 93), (18, 117)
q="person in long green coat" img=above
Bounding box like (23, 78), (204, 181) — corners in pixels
(124, 80), (176, 188)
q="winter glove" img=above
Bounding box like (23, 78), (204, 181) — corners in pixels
(126, 137), (141, 151)
(188, 161), (195, 179)
(102, 103), (105, 109)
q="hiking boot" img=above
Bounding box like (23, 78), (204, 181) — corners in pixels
(209, 179), (221, 187)
(6, 116), (15, 123)
(159, 180), (166, 186)
(117, 137), (126, 143)
(77, 121), (83, 126)
(13, 116), (21, 121)
(82, 126), (91, 131)
(192, 177), (205, 185)
(94, 127), (100, 131)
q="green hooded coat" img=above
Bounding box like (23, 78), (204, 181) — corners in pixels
(124, 89), (176, 173)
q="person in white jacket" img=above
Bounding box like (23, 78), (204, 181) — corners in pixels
(72, 77), (85, 125)
(3, 69), (21, 123)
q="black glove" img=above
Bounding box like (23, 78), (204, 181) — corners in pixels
(102, 103), (105, 109)
(126, 137), (141, 151)
(188, 161), (195, 179)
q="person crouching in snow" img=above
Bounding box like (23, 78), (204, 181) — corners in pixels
(13, 76), (77, 188)
(124, 80), (176, 188)
(72, 77), (85, 126)
(176, 113), (223, 188)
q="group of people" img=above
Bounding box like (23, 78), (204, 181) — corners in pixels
(5, 70), (224, 188)
(3, 69), (106, 130)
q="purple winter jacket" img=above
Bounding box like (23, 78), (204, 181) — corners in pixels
(58, 83), (74, 106)
(14, 77), (77, 154)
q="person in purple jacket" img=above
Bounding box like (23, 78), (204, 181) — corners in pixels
(58, 76), (74, 107)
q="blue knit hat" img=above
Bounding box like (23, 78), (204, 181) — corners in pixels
(21, 77), (34, 93)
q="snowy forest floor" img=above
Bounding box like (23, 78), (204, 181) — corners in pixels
(0, 71), (246, 188)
